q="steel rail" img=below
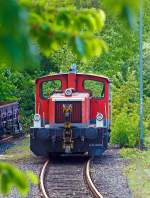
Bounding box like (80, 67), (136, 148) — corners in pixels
(39, 160), (49, 198)
(84, 158), (103, 198)
(0, 135), (13, 143)
(40, 158), (103, 198)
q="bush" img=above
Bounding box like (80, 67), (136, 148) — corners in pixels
(110, 111), (139, 147)
(110, 70), (140, 147)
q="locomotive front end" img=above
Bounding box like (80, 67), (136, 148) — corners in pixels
(30, 68), (111, 157)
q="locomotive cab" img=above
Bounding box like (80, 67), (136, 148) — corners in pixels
(30, 67), (111, 157)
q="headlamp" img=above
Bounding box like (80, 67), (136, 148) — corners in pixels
(34, 114), (41, 121)
(96, 113), (103, 121)
(65, 88), (72, 96)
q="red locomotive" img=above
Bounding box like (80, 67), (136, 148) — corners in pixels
(30, 66), (111, 157)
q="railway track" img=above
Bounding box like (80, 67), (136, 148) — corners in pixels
(84, 159), (103, 198)
(39, 157), (103, 198)
(0, 135), (13, 143)
(0, 135), (13, 154)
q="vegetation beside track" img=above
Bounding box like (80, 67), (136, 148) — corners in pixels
(120, 148), (150, 198)
(2, 136), (30, 161)
(0, 136), (38, 196)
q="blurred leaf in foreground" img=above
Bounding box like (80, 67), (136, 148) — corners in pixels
(102, 0), (139, 30)
(0, 0), (37, 69)
(0, 162), (38, 196)
(20, 0), (107, 61)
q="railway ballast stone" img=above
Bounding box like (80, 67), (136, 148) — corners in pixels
(91, 149), (132, 198)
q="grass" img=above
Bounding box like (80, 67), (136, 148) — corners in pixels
(120, 147), (150, 198)
(0, 136), (39, 197)
(2, 136), (31, 161)
(145, 133), (150, 148)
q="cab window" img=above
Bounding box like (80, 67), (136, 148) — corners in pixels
(84, 80), (105, 98)
(41, 80), (61, 98)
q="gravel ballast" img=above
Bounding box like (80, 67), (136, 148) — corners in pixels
(0, 137), (132, 198)
(91, 149), (132, 198)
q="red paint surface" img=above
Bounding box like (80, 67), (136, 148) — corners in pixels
(35, 73), (110, 124)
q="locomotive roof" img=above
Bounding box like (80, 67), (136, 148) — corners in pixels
(36, 73), (110, 82)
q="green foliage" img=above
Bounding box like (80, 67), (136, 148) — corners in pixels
(26, 171), (39, 185)
(0, 0), (37, 68)
(102, 0), (139, 29)
(111, 111), (139, 147)
(112, 70), (139, 113)
(0, 68), (18, 102)
(73, 0), (140, 29)
(51, 4), (139, 77)
(9, 71), (35, 115)
(0, 0), (141, 69)
(120, 148), (142, 159)
(0, 67), (36, 132)
(143, 97), (150, 147)
(110, 70), (140, 147)
(84, 80), (104, 97)
(0, 0), (107, 68)
(42, 80), (61, 98)
(20, 0), (107, 60)
(0, 162), (38, 196)
(143, 40), (150, 97)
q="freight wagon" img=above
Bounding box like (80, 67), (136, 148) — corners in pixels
(0, 102), (22, 138)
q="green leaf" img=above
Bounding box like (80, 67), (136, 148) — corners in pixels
(0, 162), (37, 196)
(26, 171), (39, 185)
(122, 5), (137, 30)
(75, 36), (85, 56)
